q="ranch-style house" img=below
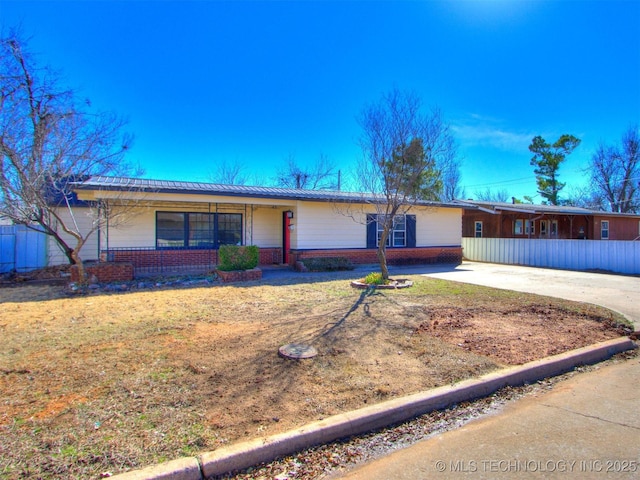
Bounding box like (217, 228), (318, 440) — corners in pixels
(52, 176), (466, 278)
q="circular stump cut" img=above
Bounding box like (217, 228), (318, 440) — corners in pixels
(350, 279), (413, 289)
(279, 343), (318, 360)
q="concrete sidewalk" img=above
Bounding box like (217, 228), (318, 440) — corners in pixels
(332, 355), (640, 479)
(332, 262), (640, 479)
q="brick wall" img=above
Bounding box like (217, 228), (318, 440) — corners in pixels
(70, 262), (134, 283)
(289, 247), (462, 266)
(103, 249), (217, 269)
(102, 248), (283, 272)
(259, 248), (283, 265)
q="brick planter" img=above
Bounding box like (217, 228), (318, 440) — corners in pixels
(70, 262), (134, 283)
(216, 268), (262, 283)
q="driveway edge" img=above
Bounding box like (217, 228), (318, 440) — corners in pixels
(112, 337), (636, 480)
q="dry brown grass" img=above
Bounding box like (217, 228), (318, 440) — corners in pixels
(0, 274), (630, 479)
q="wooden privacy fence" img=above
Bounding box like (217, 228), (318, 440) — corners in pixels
(462, 238), (640, 275)
(0, 225), (48, 273)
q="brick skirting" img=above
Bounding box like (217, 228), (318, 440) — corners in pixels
(71, 262), (134, 283)
(87, 247), (460, 282)
(102, 249), (217, 269)
(101, 247), (283, 274)
(289, 246), (462, 266)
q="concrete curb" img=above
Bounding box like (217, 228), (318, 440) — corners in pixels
(112, 336), (636, 480)
(110, 457), (202, 480)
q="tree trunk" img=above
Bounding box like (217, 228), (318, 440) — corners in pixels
(62, 243), (77, 265)
(70, 250), (87, 285)
(71, 238), (87, 285)
(377, 224), (391, 280)
(377, 244), (389, 280)
(35, 220), (77, 264)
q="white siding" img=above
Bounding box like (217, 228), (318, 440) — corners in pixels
(292, 203), (462, 249)
(102, 207), (156, 249)
(293, 202), (366, 249)
(416, 207), (461, 246)
(99, 203), (285, 249)
(251, 206), (283, 247)
(48, 207), (100, 265)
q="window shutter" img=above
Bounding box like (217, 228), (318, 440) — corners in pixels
(366, 214), (377, 248)
(407, 215), (416, 247)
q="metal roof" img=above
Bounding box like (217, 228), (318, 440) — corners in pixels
(71, 175), (462, 208)
(455, 200), (640, 218)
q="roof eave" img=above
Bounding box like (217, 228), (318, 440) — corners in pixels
(71, 179), (462, 208)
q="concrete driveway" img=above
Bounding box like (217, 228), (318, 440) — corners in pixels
(389, 261), (640, 330)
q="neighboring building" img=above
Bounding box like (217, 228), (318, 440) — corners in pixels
(56, 176), (465, 275)
(458, 200), (640, 241)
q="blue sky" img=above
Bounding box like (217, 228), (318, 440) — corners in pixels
(2, 0), (639, 202)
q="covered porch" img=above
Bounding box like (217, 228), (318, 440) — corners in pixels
(97, 199), (296, 276)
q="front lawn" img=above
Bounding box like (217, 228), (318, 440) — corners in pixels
(0, 275), (630, 478)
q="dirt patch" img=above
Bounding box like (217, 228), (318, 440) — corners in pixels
(414, 304), (627, 365)
(0, 274), (631, 478)
(0, 264), (71, 284)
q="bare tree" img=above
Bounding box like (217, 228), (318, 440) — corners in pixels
(439, 153), (464, 201)
(474, 188), (510, 203)
(275, 153), (338, 190)
(588, 125), (639, 213)
(210, 159), (248, 185)
(561, 185), (605, 209)
(357, 88), (456, 280)
(0, 33), (138, 282)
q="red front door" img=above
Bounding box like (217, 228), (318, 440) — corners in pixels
(283, 211), (291, 264)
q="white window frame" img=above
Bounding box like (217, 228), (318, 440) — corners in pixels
(525, 219), (535, 236)
(514, 219), (524, 235)
(551, 220), (558, 237)
(540, 220), (548, 236)
(377, 215), (407, 247)
(601, 220), (609, 240)
(474, 221), (483, 238)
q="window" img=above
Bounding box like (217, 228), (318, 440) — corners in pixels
(377, 215), (406, 247)
(525, 220), (535, 235)
(514, 219), (524, 235)
(189, 213), (216, 248)
(541, 220), (558, 237)
(156, 212), (242, 249)
(601, 220), (609, 240)
(366, 214), (416, 248)
(157, 212), (188, 248)
(474, 221), (483, 238)
(217, 214), (243, 245)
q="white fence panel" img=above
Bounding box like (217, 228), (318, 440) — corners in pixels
(0, 226), (17, 273)
(0, 225), (48, 273)
(462, 238), (640, 275)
